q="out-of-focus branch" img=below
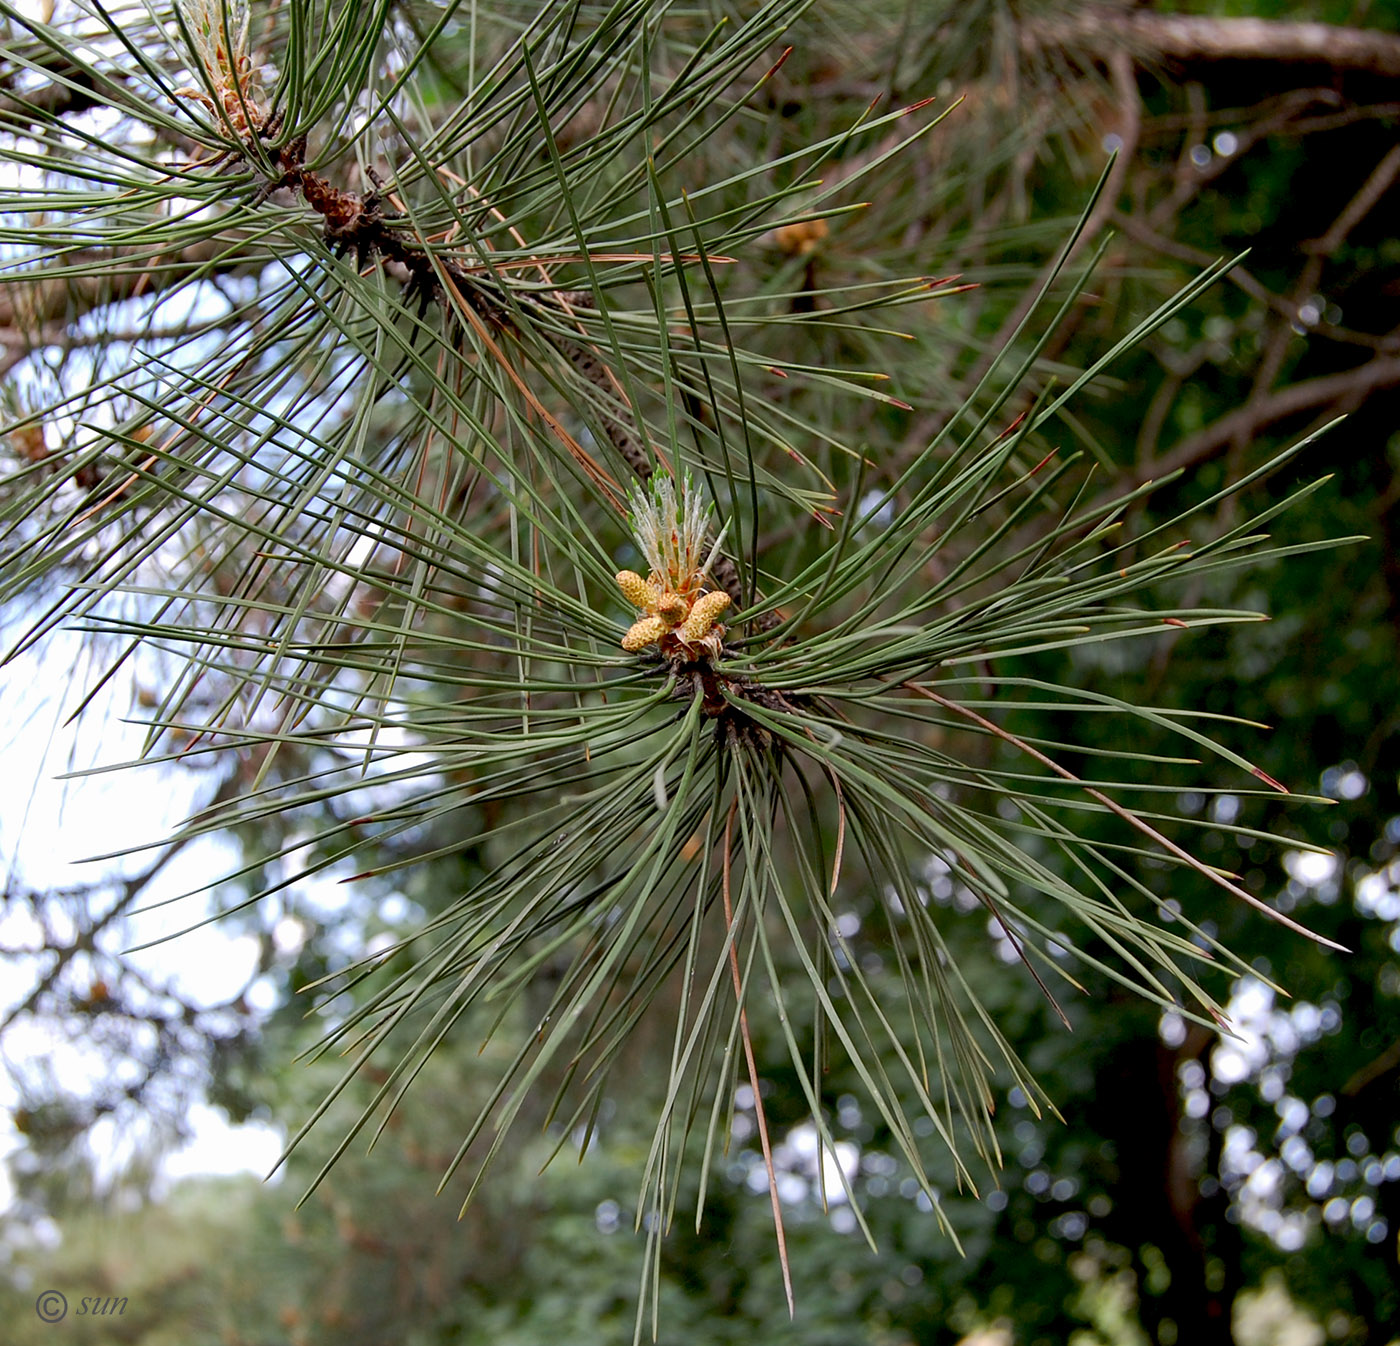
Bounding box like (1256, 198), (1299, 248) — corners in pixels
(1110, 209), (1400, 357)
(998, 352), (1400, 563)
(1126, 355), (1400, 494)
(1027, 5), (1400, 79)
(0, 44), (102, 124)
(0, 767), (244, 1035)
(0, 73), (101, 123)
(0, 237), (259, 333)
(0, 317), (249, 379)
(1236, 141), (1400, 476)
(1310, 143), (1400, 257)
(0, 38), (168, 133)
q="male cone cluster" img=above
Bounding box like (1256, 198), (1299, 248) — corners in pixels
(614, 476), (731, 659)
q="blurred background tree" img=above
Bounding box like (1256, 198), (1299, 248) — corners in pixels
(1, 1), (1398, 1343)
